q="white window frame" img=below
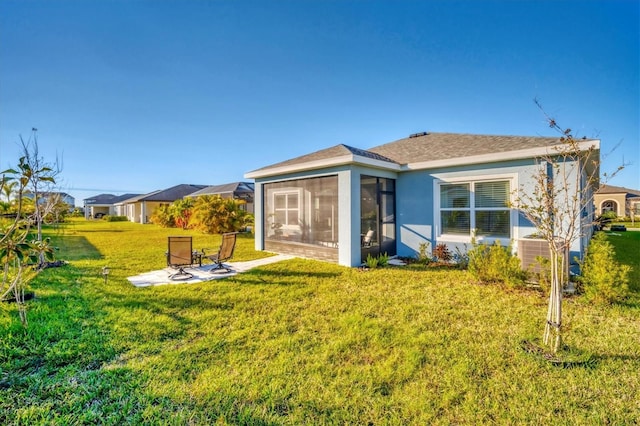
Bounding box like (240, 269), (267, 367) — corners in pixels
(271, 188), (303, 230)
(434, 173), (518, 244)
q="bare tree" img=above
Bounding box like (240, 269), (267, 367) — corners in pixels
(515, 100), (624, 353)
(19, 129), (63, 244)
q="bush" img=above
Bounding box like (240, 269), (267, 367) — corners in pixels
(416, 241), (431, 264)
(578, 232), (631, 304)
(468, 240), (526, 287)
(433, 243), (452, 262)
(103, 215), (128, 222)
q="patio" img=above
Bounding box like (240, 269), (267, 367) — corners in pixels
(127, 253), (295, 287)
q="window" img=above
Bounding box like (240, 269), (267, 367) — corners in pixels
(273, 192), (299, 226)
(439, 180), (511, 238)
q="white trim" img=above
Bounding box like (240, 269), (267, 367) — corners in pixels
(433, 173), (519, 245)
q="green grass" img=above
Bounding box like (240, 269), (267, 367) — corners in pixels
(1, 219), (639, 424)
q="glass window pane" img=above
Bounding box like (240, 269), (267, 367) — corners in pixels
(476, 210), (510, 237)
(288, 193), (298, 207)
(441, 211), (470, 234)
(287, 210), (298, 225)
(475, 181), (509, 208)
(441, 184), (469, 208)
(275, 194), (286, 209)
(274, 210), (285, 224)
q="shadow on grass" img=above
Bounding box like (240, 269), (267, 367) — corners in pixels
(237, 267), (341, 285)
(46, 235), (103, 261)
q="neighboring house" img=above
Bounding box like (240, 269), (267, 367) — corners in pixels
(245, 131), (600, 267)
(84, 193), (141, 219)
(594, 184), (640, 218)
(117, 184), (207, 223)
(25, 191), (75, 209)
(188, 182), (255, 213)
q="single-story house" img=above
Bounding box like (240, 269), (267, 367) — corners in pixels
(245, 131), (600, 267)
(594, 184), (640, 218)
(25, 191), (75, 209)
(117, 184), (207, 224)
(188, 182), (255, 213)
(83, 193), (141, 219)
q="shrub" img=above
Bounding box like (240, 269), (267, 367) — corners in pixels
(378, 252), (389, 267)
(600, 211), (618, 220)
(433, 243), (452, 262)
(468, 240), (526, 287)
(365, 253), (379, 269)
(150, 204), (174, 227)
(578, 232), (631, 304)
(416, 241), (431, 264)
(103, 215), (128, 222)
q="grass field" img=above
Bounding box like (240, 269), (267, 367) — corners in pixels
(1, 219), (639, 424)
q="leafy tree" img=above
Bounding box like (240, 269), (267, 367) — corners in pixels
(171, 197), (195, 230)
(1, 156), (55, 326)
(191, 195), (253, 234)
(150, 204), (174, 228)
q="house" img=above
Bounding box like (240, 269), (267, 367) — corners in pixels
(116, 184), (207, 223)
(188, 182), (255, 213)
(245, 132), (600, 267)
(25, 191), (75, 209)
(83, 193), (141, 219)
(594, 184), (640, 218)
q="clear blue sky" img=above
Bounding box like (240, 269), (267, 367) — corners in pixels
(1, 0), (638, 206)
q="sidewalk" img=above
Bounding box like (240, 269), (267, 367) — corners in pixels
(127, 254), (295, 288)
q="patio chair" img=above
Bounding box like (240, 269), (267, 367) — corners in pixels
(361, 229), (374, 247)
(167, 236), (195, 280)
(202, 232), (237, 273)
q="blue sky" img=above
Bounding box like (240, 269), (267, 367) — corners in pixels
(1, 0), (638, 206)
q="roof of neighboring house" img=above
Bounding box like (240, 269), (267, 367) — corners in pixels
(84, 194), (117, 205)
(595, 184), (640, 197)
(119, 184), (207, 204)
(85, 193), (143, 205)
(246, 132), (598, 179)
(189, 182), (255, 197)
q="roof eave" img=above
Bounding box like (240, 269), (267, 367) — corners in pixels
(404, 140), (600, 171)
(245, 154), (400, 179)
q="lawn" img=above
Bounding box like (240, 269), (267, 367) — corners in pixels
(1, 220), (639, 424)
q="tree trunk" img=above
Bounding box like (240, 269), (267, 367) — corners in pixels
(543, 246), (563, 353)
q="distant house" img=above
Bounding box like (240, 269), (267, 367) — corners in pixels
(83, 193), (141, 219)
(117, 184), (207, 223)
(188, 182), (255, 213)
(594, 185), (640, 218)
(25, 191), (75, 209)
(246, 132), (600, 267)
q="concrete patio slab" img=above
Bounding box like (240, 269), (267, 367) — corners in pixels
(127, 254), (295, 287)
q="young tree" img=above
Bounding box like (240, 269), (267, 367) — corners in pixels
(515, 102), (624, 353)
(19, 129), (62, 244)
(1, 156), (55, 326)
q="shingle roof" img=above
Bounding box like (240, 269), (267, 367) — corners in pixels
(248, 144), (397, 174)
(189, 182), (254, 197)
(83, 194), (117, 204)
(119, 184), (207, 203)
(367, 132), (561, 164)
(596, 184), (640, 196)
(246, 132), (598, 178)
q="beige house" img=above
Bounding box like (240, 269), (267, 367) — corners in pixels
(594, 184), (640, 218)
(117, 184), (207, 223)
